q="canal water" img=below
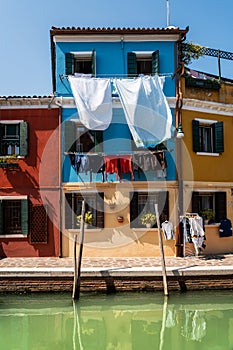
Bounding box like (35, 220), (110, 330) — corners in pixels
(0, 291), (232, 350)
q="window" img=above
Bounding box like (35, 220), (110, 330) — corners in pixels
(0, 121), (28, 156)
(65, 51), (96, 76)
(192, 191), (226, 223)
(0, 198), (28, 235)
(130, 191), (169, 228)
(127, 51), (159, 77)
(65, 192), (104, 229)
(192, 119), (224, 154)
(64, 120), (103, 153)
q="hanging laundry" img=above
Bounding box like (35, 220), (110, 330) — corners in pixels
(115, 75), (172, 148)
(104, 156), (119, 180)
(74, 154), (89, 174)
(88, 155), (105, 182)
(162, 220), (174, 240)
(189, 216), (205, 256)
(219, 218), (232, 237)
(69, 76), (113, 130)
(119, 155), (134, 180)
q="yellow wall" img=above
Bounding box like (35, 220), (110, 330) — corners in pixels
(62, 182), (178, 258)
(181, 109), (233, 182)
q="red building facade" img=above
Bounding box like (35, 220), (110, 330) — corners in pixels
(0, 97), (60, 257)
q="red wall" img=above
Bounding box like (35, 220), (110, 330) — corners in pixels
(0, 107), (61, 257)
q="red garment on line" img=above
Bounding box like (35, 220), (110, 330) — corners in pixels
(120, 155), (134, 180)
(104, 156), (119, 180)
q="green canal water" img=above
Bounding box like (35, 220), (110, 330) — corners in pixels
(0, 291), (232, 350)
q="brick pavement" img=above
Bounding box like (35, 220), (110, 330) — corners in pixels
(0, 254), (232, 269)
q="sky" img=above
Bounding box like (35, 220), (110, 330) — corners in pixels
(0, 0), (233, 96)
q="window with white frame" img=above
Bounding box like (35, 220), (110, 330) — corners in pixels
(127, 51), (159, 77)
(0, 121), (28, 156)
(0, 197), (28, 235)
(192, 119), (224, 154)
(192, 191), (226, 224)
(65, 51), (96, 76)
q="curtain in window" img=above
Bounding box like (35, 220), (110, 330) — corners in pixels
(69, 76), (112, 130)
(115, 76), (172, 148)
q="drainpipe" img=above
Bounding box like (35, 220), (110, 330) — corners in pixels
(175, 38), (185, 256)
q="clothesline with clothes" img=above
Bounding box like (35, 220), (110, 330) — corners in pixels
(179, 213), (206, 257)
(68, 151), (167, 182)
(68, 75), (173, 149)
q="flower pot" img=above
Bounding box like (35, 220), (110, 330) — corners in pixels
(146, 223), (152, 228)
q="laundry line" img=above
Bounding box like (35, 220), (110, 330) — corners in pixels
(59, 72), (175, 81)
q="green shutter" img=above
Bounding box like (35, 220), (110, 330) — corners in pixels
(64, 120), (76, 152)
(21, 199), (28, 235)
(19, 122), (28, 156)
(91, 50), (96, 77)
(152, 50), (159, 75)
(192, 191), (200, 213)
(127, 52), (137, 77)
(192, 120), (200, 152)
(65, 53), (74, 75)
(95, 131), (103, 152)
(214, 121), (224, 153)
(130, 191), (138, 228)
(215, 192), (226, 222)
(96, 192), (104, 228)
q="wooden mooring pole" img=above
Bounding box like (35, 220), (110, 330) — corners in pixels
(155, 203), (168, 296)
(72, 200), (85, 300)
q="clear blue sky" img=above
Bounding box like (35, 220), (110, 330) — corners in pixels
(0, 0), (233, 96)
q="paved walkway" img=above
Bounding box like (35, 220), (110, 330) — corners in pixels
(0, 254), (232, 270)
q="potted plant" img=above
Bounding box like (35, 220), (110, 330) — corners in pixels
(77, 211), (94, 228)
(140, 212), (156, 228)
(0, 155), (19, 169)
(200, 208), (215, 225)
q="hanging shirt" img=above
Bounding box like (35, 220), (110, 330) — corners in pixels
(119, 155), (134, 180)
(104, 156), (119, 180)
(162, 220), (174, 240)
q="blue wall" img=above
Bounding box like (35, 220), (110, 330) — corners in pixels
(59, 38), (177, 183)
(56, 40), (176, 97)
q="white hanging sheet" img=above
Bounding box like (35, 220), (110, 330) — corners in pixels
(69, 76), (113, 130)
(114, 75), (172, 148)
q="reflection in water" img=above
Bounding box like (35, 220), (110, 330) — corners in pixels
(0, 291), (233, 350)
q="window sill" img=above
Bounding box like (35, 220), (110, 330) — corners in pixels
(69, 228), (102, 233)
(0, 234), (27, 238)
(132, 228), (157, 231)
(196, 152), (220, 157)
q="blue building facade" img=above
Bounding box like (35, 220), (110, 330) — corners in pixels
(50, 27), (188, 257)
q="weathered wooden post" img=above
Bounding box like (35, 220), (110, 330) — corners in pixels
(155, 203), (168, 296)
(72, 200), (85, 299)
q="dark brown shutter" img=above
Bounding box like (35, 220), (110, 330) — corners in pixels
(130, 191), (138, 228)
(29, 204), (47, 244)
(158, 191), (169, 225)
(65, 193), (73, 229)
(192, 120), (200, 152)
(192, 191), (200, 213)
(215, 192), (226, 222)
(96, 192), (104, 228)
